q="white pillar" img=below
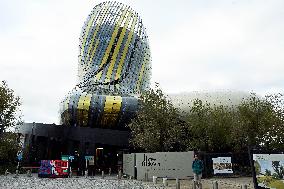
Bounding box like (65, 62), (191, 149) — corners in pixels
(163, 178), (168, 186)
(213, 181), (218, 189)
(153, 176), (157, 184)
(176, 178), (180, 189)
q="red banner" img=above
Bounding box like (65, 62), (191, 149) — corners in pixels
(38, 160), (69, 178)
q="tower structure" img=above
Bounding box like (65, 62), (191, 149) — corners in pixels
(60, 1), (151, 128)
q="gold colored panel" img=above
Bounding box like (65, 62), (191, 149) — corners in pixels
(77, 94), (92, 127)
(101, 96), (122, 127)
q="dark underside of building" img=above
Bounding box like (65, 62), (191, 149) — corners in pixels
(16, 123), (131, 175)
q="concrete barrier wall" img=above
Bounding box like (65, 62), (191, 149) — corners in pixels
(123, 153), (135, 177)
(135, 151), (194, 180)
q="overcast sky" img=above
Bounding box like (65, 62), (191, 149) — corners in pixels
(1, 0), (284, 124)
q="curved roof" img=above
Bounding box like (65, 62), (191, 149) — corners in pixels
(168, 91), (253, 112)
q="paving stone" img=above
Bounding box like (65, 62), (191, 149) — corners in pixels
(0, 175), (253, 189)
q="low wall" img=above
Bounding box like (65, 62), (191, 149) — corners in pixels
(123, 153), (135, 177)
(123, 151), (194, 180)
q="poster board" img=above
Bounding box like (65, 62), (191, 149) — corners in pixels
(253, 154), (284, 189)
(212, 157), (233, 174)
(38, 160), (69, 178)
(85, 156), (95, 165)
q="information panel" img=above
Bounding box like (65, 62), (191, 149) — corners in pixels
(212, 157), (233, 174)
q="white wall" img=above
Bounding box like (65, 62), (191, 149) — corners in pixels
(123, 151), (194, 180)
(123, 153), (135, 177)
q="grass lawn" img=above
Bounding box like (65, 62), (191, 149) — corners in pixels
(269, 180), (284, 189)
(257, 176), (284, 189)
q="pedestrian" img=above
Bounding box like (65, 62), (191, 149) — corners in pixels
(192, 154), (204, 189)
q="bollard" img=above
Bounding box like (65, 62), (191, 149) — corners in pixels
(213, 181), (218, 189)
(27, 170), (32, 177)
(153, 176), (157, 184)
(109, 168), (111, 176)
(85, 170), (88, 178)
(176, 178), (180, 189)
(5, 169), (10, 176)
(241, 184), (248, 189)
(163, 178), (168, 187)
(69, 169), (72, 178)
(101, 171), (104, 179)
(144, 171), (148, 182)
(14, 170), (19, 178)
(118, 170), (122, 179)
(192, 180), (197, 189)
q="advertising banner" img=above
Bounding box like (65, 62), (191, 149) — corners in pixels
(38, 160), (69, 178)
(212, 157), (233, 174)
(16, 134), (25, 161)
(253, 154), (284, 189)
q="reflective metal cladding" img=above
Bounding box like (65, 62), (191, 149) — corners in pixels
(59, 1), (151, 128)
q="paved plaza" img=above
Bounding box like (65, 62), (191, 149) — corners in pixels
(162, 177), (254, 189)
(0, 175), (160, 189)
(0, 174), (253, 189)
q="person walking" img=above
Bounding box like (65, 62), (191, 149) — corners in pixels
(192, 154), (204, 189)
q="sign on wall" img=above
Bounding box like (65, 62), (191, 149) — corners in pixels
(38, 160), (69, 178)
(212, 157), (233, 174)
(253, 154), (284, 189)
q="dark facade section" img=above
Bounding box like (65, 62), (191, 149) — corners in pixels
(16, 123), (130, 173)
